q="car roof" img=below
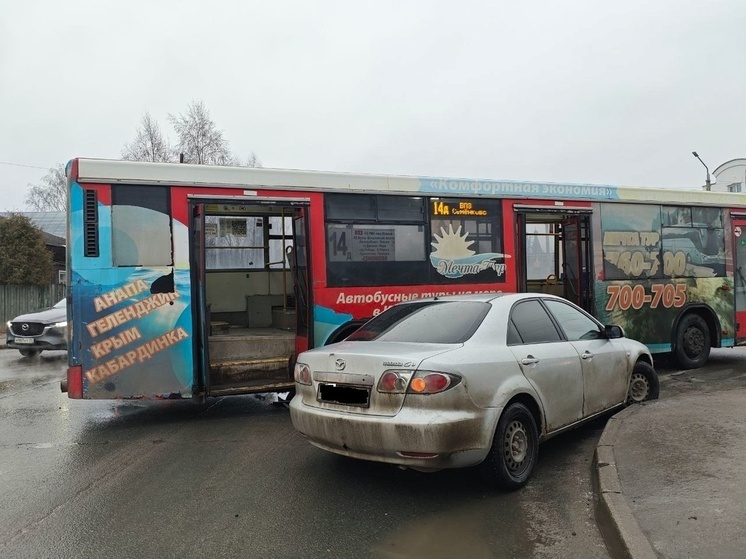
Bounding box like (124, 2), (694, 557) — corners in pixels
(404, 292), (565, 304)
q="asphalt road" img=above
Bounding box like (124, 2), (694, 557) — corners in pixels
(1, 347), (744, 559)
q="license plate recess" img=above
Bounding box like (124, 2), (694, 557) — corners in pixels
(318, 383), (370, 407)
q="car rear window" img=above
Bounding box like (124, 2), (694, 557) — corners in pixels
(346, 301), (490, 344)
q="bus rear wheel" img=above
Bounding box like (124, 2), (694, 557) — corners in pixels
(674, 314), (710, 369)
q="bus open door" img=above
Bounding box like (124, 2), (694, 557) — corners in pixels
(515, 206), (593, 313)
(188, 199), (311, 398)
(191, 203), (210, 399)
(561, 215), (593, 312)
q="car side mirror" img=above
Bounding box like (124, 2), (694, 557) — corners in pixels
(605, 325), (625, 339)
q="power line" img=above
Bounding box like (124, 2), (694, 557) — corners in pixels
(0, 161), (52, 171)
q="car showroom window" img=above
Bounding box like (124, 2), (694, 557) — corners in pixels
(543, 300), (602, 341)
(508, 300), (562, 344)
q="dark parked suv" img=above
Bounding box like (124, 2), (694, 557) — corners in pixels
(5, 299), (68, 357)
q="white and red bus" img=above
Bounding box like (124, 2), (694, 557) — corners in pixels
(63, 158), (746, 400)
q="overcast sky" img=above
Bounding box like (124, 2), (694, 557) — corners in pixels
(1, 0), (745, 211)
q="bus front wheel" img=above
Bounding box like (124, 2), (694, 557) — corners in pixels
(674, 314), (710, 369)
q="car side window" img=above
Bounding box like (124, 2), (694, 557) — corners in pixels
(543, 299), (602, 341)
(508, 300), (562, 344)
(507, 318), (523, 344)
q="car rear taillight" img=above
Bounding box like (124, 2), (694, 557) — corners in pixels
(294, 363), (312, 385)
(377, 370), (413, 393)
(66, 365), (83, 399)
(378, 370), (461, 394)
(407, 371), (461, 394)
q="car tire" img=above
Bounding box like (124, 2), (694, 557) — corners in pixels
(626, 361), (659, 404)
(484, 402), (538, 491)
(674, 314), (710, 369)
(19, 349), (40, 358)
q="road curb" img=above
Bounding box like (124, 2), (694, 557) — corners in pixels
(593, 404), (658, 559)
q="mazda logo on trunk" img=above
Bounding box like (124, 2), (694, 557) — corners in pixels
(334, 359), (346, 371)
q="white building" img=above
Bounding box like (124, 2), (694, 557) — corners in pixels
(713, 158), (746, 193)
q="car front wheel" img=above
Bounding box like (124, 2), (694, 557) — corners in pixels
(19, 349), (40, 358)
(484, 402), (539, 491)
(627, 361), (659, 404)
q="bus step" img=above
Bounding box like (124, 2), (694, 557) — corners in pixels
(209, 356), (292, 387)
(208, 333), (295, 362)
(209, 381), (295, 397)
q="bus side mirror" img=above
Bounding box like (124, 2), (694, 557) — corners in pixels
(605, 325), (625, 339)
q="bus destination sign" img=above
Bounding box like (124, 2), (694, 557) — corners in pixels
(431, 200), (489, 217)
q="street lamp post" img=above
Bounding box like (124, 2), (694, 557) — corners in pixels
(692, 151), (712, 191)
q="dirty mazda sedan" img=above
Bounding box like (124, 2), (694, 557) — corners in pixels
(289, 293), (658, 490)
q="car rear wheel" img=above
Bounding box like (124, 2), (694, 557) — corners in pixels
(627, 361), (659, 404)
(674, 314), (710, 369)
(484, 402), (538, 491)
(19, 349), (40, 358)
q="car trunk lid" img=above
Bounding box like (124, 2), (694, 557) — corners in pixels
(299, 341), (459, 416)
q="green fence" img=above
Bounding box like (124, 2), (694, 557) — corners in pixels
(0, 285), (66, 332)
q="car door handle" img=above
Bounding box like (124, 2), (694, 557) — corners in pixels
(581, 351), (594, 360)
(521, 355), (539, 365)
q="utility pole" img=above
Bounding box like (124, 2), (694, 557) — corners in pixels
(692, 151), (712, 191)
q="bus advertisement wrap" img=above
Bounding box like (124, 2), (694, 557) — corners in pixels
(64, 158), (746, 400)
(68, 179), (195, 398)
(596, 203), (733, 351)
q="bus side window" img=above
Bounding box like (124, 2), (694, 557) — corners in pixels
(111, 184), (173, 267)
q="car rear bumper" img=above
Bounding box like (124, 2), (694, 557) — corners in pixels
(289, 396), (499, 470)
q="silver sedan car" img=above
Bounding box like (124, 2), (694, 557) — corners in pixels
(289, 293), (658, 490)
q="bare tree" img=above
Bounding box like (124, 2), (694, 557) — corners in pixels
(168, 101), (235, 165)
(122, 112), (172, 162)
(26, 164), (67, 212)
(244, 151), (263, 168)
(121, 101), (261, 167)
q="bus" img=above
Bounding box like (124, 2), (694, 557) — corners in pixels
(62, 158), (746, 400)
